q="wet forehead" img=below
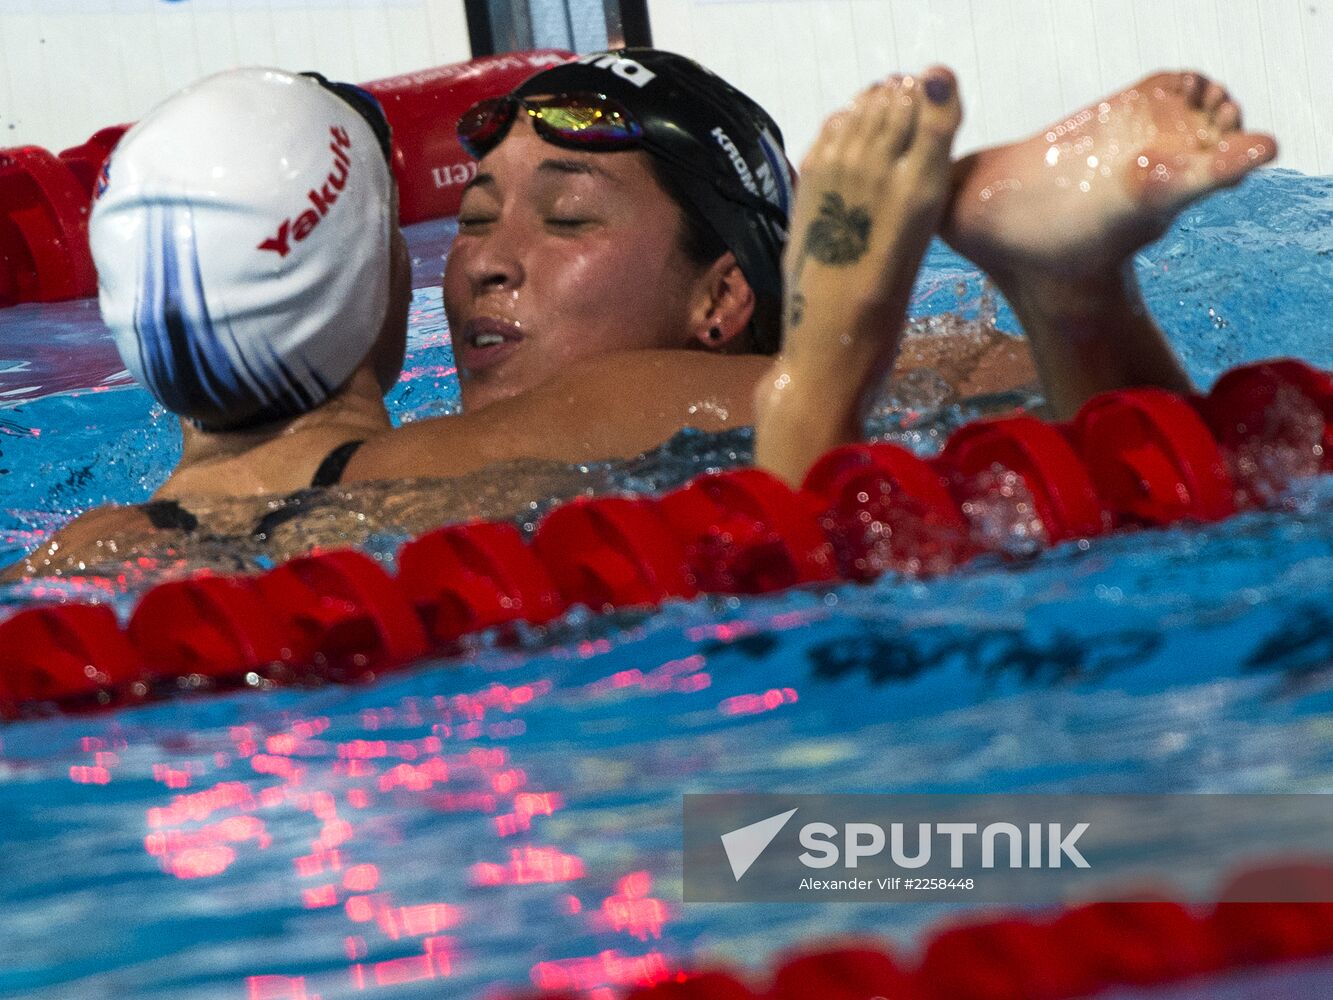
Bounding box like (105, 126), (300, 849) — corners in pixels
(465, 119), (659, 198)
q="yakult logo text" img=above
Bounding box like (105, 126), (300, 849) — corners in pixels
(576, 52), (656, 88)
(258, 125), (354, 258)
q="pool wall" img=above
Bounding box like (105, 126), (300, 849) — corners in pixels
(650, 0), (1332, 171)
(1, 0), (1328, 172)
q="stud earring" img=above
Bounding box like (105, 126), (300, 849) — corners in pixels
(707, 325), (723, 342)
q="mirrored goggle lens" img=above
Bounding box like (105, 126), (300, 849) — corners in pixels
(457, 96), (518, 159)
(527, 97), (643, 147)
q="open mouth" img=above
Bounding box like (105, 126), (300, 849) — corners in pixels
(457, 317), (524, 372)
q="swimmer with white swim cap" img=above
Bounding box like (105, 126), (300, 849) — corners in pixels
(92, 68), (406, 433)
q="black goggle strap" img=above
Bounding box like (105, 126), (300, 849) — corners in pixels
(301, 71), (393, 164)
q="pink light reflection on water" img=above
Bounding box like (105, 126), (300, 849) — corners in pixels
(685, 609), (815, 645)
(718, 687), (799, 717)
(246, 974), (318, 1000)
(398, 364), (457, 384)
(583, 654), (712, 698)
(52, 660), (692, 994)
(69, 764), (111, 784)
(591, 872), (670, 942)
(471, 845), (587, 886)
(348, 934), (456, 988)
(530, 949), (673, 993)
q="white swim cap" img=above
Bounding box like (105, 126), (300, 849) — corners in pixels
(91, 67), (393, 430)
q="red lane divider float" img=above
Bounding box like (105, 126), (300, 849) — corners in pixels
(0, 50), (572, 307)
(0, 603), (140, 708)
(56, 124), (130, 194)
(941, 414), (1110, 544)
(0, 145), (100, 306)
(657, 469), (836, 594)
(398, 521), (565, 644)
(533, 497), (696, 611)
(0, 358), (1329, 718)
(1068, 388), (1236, 526)
(803, 442), (973, 580)
(255, 549), (429, 681)
(768, 947), (919, 1000)
(500, 862), (1333, 1000)
(129, 574), (291, 685)
(1195, 360), (1333, 508)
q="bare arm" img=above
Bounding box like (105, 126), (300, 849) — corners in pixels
(1, 506), (161, 581)
(347, 349), (772, 482)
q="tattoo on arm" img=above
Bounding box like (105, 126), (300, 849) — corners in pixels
(806, 192), (871, 266)
(786, 290), (807, 328)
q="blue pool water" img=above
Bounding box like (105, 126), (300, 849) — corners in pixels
(1, 170), (1331, 999)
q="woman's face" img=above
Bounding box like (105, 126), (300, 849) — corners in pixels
(443, 117), (707, 411)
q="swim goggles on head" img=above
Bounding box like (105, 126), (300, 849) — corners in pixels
(457, 92), (785, 222)
(458, 92), (645, 159)
(300, 71), (393, 164)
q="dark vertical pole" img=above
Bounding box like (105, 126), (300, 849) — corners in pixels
(467, 0), (652, 57)
(465, 0), (497, 56)
(614, 0), (653, 47)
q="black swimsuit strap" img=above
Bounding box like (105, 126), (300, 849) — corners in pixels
(143, 499), (200, 532)
(143, 441), (364, 543)
(310, 439), (365, 488)
(251, 440), (366, 541)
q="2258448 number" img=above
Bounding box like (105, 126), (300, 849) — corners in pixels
(904, 878), (974, 891)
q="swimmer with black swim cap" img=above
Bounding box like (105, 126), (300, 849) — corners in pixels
(463, 48), (795, 345)
(445, 49), (799, 411)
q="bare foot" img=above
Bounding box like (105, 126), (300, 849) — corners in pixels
(944, 71), (1277, 279)
(756, 68), (963, 485)
(785, 68), (962, 333)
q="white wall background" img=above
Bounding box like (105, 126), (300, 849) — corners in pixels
(649, 0), (1333, 175)
(1, 0), (1329, 174)
(0, 0), (472, 152)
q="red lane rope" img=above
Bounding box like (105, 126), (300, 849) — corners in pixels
(513, 862), (1332, 1000)
(0, 358), (1329, 715)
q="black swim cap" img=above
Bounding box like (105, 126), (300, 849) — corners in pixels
(513, 49), (794, 309)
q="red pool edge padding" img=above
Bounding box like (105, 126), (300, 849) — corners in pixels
(2, 356), (1329, 715)
(0, 50), (573, 307)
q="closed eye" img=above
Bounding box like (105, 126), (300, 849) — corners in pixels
(457, 214), (496, 231)
(545, 217), (595, 230)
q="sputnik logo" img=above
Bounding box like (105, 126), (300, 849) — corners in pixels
(720, 807), (797, 881)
